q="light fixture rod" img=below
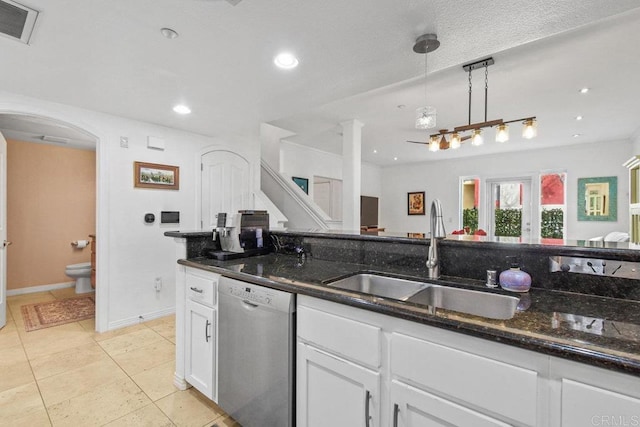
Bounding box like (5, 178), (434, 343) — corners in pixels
(484, 64), (489, 122)
(430, 116), (536, 138)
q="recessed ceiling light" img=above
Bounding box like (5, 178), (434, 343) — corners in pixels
(397, 104), (406, 110)
(394, 157), (398, 161)
(173, 104), (191, 115)
(161, 28), (179, 39)
(576, 115), (583, 121)
(579, 87), (590, 94)
(573, 134), (581, 138)
(274, 52), (299, 69)
(373, 149), (378, 153)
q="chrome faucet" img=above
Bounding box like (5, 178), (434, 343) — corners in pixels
(426, 199), (446, 279)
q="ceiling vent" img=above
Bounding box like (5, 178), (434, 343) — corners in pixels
(0, 0), (39, 44)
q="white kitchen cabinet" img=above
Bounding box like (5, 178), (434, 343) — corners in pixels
(550, 357), (640, 427)
(185, 298), (216, 399)
(182, 268), (219, 400)
(390, 380), (511, 427)
(297, 342), (380, 427)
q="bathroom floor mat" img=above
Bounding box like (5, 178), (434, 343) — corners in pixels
(21, 296), (95, 332)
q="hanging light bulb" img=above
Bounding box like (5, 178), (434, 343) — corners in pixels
(450, 132), (461, 149)
(428, 135), (440, 152)
(414, 34), (439, 130)
(471, 129), (483, 146)
(522, 119), (537, 139)
(495, 124), (509, 143)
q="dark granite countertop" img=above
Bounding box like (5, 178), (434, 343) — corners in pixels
(179, 253), (640, 377)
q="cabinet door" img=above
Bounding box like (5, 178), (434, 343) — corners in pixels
(390, 380), (511, 427)
(561, 379), (640, 427)
(185, 299), (215, 400)
(297, 342), (380, 427)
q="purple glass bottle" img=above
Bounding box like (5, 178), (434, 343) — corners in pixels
(499, 257), (531, 292)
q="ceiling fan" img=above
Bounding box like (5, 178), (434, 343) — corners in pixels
(407, 129), (472, 150)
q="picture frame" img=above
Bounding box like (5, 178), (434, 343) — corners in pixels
(134, 161), (180, 190)
(292, 176), (309, 194)
(408, 191), (425, 215)
(577, 176), (617, 221)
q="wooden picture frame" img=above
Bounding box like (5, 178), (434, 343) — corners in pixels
(292, 176), (309, 194)
(134, 161), (179, 190)
(408, 191), (425, 215)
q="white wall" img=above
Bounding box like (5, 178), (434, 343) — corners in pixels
(380, 139), (632, 240)
(0, 91), (257, 331)
(280, 140), (382, 198)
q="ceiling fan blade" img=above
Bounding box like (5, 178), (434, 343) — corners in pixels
(461, 135), (472, 141)
(407, 140), (428, 144)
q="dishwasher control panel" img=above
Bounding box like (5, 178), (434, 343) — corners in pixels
(218, 277), (294, 312)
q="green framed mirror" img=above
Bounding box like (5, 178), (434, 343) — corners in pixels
(577, 176), (617, 221)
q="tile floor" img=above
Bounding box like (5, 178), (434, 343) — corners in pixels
(0, 288), (239, 426)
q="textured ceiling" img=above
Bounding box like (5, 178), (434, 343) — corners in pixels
(1, 1), (639, 163)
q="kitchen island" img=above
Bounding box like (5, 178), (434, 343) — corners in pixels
(168, 229), (640, 426)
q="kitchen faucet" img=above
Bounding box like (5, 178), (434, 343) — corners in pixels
(426, 199), (447, 279)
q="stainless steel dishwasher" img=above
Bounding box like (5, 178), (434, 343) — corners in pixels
(218, 276), (295, 427)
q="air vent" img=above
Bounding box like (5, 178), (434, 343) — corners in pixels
(0, 0), (39, 44)
(41, 135), (70, 144)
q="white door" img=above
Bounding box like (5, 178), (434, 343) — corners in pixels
(486, 178), (533, 241)
(201, 150), (250, 229)
(0, 131), (7, 329)
(297, 342), (380, 427)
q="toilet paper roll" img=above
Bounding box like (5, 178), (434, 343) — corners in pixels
(72, 239), (89, 249)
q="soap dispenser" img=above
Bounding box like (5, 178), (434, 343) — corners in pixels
(499, 256), (531, 292)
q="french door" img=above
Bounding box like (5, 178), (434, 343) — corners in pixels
(486, 177), (533, 241)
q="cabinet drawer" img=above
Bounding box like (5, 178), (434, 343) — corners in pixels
(391, 333), (538, 426)
(297, 305), (381, 368)
(186, 270), (219, 307)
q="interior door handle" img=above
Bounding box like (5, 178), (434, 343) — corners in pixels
(3, 240), (11, 248)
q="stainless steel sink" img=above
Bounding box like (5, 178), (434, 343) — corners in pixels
(326, 273), (520, 320)
(408, 285), (520, 320)
(326, 273), (429, 301)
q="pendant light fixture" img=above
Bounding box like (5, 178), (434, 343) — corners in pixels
(407, 56), (537, 151)
(413, 34), (440, 130)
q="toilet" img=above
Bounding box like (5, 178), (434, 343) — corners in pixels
(65, 262), (93, 294)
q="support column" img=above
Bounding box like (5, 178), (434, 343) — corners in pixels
(341, 120), (364, 231)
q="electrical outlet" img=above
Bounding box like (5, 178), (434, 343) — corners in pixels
(154, 277), (162, 292)
(120, 136), (129, 148)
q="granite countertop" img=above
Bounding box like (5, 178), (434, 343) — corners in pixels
(179, 253), (640, 377)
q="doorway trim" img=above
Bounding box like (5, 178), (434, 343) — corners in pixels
(0, 108), (106, 331)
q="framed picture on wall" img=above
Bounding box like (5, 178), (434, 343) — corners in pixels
(292, 176), (309, 194)
(408, 191), (425, 215)
(134, 161), (180, 190)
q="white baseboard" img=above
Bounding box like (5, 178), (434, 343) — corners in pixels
(7, 281), (75, 296)
(106, 306), (176, 331)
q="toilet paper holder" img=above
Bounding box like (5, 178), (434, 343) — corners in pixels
(71, 239), (89, 249)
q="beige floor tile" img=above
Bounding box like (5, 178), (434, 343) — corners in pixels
(39, 357), (129, 407)
(98, 327), (165, 356)
(92, 322), (149, 342)
(78, 317), (95, 331)
(20, 322), (95, 360)
(30, 341), (109, 380)
(104, 403), (174, 427)
(132, 360), (178, 401)
(0, 345), (34, 393)
(209, 414), (242, 427)
(156, 389), (225, 427)
(145, 316), (176, 342)
(50, 286), (80, 299)
(0, 321), (22, 348)
(111, 338), (175, 376)
(0, 382), (47, 425)
(8, 406), (52, 427)
(47, 377), (151, 427)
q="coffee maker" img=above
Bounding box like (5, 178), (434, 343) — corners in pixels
(211, 211), (270, 260)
